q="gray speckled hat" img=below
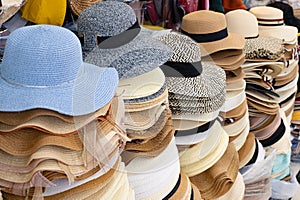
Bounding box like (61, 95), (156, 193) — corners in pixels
(77, 1), (172, 79)
(156, 32), (226, 114)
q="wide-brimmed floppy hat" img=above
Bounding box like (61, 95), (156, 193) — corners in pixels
(77, 1), (172, 79)
(0, 0), (27, 26)
(156, 32), (226, 114)
(0, 25), (118, 116)
(225, 9), (284, 61)
(180, 10), (245, 57)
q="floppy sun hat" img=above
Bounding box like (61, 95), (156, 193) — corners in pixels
(180, 10), (245, 57)
(0, 25), (118, 116)
(77, 1), (172, 79)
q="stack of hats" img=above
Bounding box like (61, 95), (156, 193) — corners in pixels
(0, 24), (136, 199)
(154, 32), (242, 199)
(77, 2), (192, 199)
(77, 1), (174, 162)
(249, 6), (299, 122)
(226, 8), (299, 199)
(125, 138), (201, 200)
(180, 9), (251, 169)
(249, 6), (300, 199)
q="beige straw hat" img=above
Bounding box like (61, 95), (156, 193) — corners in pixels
(181, 10), (245, 57)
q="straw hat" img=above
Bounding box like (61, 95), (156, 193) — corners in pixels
(156, 32), (226, 114)
(0, 25), (118, 116)
(215, 172), (245, 200)
(0, 99), (110, 125)
(202, 49), (245, 70)
(189, 142), (239, 199)
(175, 118), (218, 145)
(68, 0), (102, 16)
(77, 1), (172, 79)
(0, 0), (26, 26)
(242, 61), (284, 78)
(117, 67), (165, 100)
(181, 10), (245, 57)
(225, 9), (284, 61)
(238, 132), (256, 168)
(127, 108), (169, 140)
(179, 124), (229, 176)
(249, 6), (298, 44)
(125, 138), (181, 200)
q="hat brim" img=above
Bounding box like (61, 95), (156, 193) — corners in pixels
(0, 62), (118, 116)
(199, 32), (245, 57)
(84, 33), (172, 79)
(0, 0), (26, 26)
(244, 36), (284, 61)
(258, 25), (298, 45)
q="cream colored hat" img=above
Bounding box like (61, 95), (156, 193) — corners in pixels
(250, 6), (298, 44)
(225, 9), (284, 61)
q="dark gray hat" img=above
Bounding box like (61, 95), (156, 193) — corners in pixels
(77, 1), (172, 79)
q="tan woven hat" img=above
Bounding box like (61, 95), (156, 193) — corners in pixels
(0, 99), (111, 125)
(202, 49), (245, 70)
(0, 102), (111, 135)
(189, 142), (239, 199)
(238, 132), (256, 168)
(181, 10), (245, 57)
(0, 0), (26, 26)
(68, 0), (102, 16)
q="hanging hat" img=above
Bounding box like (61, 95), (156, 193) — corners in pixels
(68, 0), (102, 16)
(0, 0), (26, 26)
(180, 10), (245, 57)
(225, 9), (284, 61)
(156, 32), (226, 114)
(249, 6), (298, 44)
(0, 25), (119, 116)
(77, 1), (172, 79)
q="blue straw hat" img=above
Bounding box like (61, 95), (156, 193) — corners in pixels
(0, 25), (119, 116)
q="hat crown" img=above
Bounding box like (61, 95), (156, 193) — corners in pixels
(250, 6), (283, 20)
(0, 25), (83, 87)
(77, 1), (137, 50)
(226, 9), (258, 38)
(156, 33), (201, 63)
(181, 10), (227, 34)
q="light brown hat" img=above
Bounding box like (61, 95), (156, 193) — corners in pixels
(181, 10), (245, 57)
(0, 99), (111, 125)
(0, 102), (111, 135)
(68, 0), (103, 16)
(202, 50), (245, 70)
(127, 108), (169, 140)
(238, 132), (256, 168)
(189, 142), (239, 199)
